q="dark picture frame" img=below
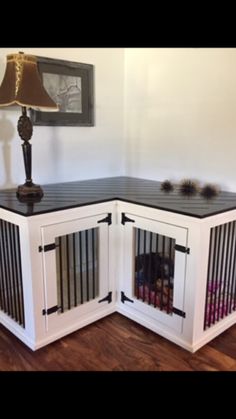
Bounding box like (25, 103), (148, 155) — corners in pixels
(30, 56), (94, 126)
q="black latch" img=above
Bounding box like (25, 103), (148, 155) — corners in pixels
(121, 291), (134, 304)
(121, 213), (135, 225)
(39, 243), (59, 253)
(98, 213), (112, 225)
(42, 305), (60, 316)
(98, 291), (112, 304)
(172, 307), (186, 318)
(174, 244), (190, 254)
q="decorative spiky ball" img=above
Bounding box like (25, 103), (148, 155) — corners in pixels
(179, 179), (198, 196)
(161, 180), (174, 192)
(200, 184), (219, 199)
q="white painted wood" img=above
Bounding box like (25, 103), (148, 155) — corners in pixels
(1, 198), (236, 352)
(40, 212), (112, 334)
(120, 212), (187, 333)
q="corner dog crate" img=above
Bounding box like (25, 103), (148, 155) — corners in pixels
(0, 177), (236, 352)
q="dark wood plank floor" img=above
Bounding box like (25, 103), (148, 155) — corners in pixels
(0, 313), (236, 371)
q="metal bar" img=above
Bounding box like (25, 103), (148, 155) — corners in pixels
(231, 222), (236, 310)
(226, 221), (235, 315)
(9, 223), (18, 321)
(213, 225), (221, 324)
(136, 228), (140, 300)
(58, 236), (64, 313)
(160, 235), (165, 311)
(92, 228), (95, 299)
(73, 233), (77, 307)
(143, 230), (146, 302)
(0, 219), (6, 313)
(66, 235), (71, 310)
(204, 227), (214, 329)
(154, 233), (159, 308)
(148, 232), (153, 305)
(229, 221), (236, 313)
(85, 230), (89, 301)
(167, 237), (172, 314)
(222, 222), (231, 318)
(5, 221), (15, 319)
(2, 220), (12, 316)
(217, 224), (227, 321)
(79, 231), (83, 304)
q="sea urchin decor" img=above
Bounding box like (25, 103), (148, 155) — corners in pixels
(179, 179), (198, 196)
(161, 180), (174, 192)
(200, 184), (219, 199)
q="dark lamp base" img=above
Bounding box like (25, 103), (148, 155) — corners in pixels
(16, 182), (44, 202)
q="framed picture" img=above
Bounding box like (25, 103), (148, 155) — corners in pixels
(30, 56), (94, 126)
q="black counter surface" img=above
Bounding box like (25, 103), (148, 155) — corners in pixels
(0, 176), (236, 218)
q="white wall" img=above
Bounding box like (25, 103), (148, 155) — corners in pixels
(124, 48), (236, 191)
(0, 48), (125, 189)
(1, 48), (236, 193)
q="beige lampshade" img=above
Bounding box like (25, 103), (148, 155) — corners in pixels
(0, 52), (58, 110)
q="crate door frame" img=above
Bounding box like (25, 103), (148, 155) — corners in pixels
(40, 213), (110, 332)
(122, 213), (188, 333)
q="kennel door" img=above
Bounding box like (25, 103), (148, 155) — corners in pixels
(122, 214), (188, 333)
(40, 213), (109, 332)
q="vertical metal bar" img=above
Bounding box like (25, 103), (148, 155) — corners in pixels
(143, 230), (146, 302)
(73, 233), (77, 307)
(160, 235), (165, 311)
(222, 222), (231, 318)
(212, 225), (221, 324)
(167, 237), (172, 314)
(9, 223), (18, 321)
(154, 233), (159, 308)
(0, 219), (7, 313)
(231, 221), (236, 311)
(85, 230), (89, 301)
(217, 224), (227, 321)
(226, 221), (235, 315)
(229, 221), (236, 313)
(15, 226), (25, 327)
(148, 232), (153, 305)
(5, 221), (14, 318)
(204, 227), (214, 329)
(136, 228), (141, 299)
(66, 235), (71, 310)
(79, 231), (83, 304)
(92, 228), (95, 299)
(58, 236), (64, 313)
(2, 221), (12, 316)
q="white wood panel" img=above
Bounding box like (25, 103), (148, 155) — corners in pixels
(121, 214), (188, 333)
(40, 213), (111, 333)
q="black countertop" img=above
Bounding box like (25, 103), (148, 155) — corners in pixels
(0, 176), (236, 218)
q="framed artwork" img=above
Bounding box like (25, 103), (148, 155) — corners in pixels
(30, 56), (94, 126)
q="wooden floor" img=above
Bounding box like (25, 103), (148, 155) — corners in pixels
(0, 312), (236, 371)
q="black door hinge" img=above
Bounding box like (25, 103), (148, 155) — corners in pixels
(39, 243), (59, 253)
(172, 307), (186, 318)
(98, 213), (112, 225)
(121, 213), (135, 225)
(98, 291), (112, 304)
(121, 291), (134, 303)
(42, 305), (60, 316)
(174, 244), (190, 254)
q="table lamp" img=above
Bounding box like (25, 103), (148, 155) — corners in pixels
(0, 52), (58, 200)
